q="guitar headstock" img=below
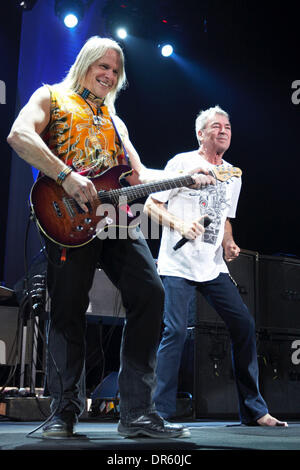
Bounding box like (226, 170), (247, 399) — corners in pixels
(212, 166), (242, 182)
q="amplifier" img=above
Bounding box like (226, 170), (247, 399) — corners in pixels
(87, 268), (126, 318)
(193, 324), (239, 419)
(0, 304), (44, 387)
(0, 305), (19, 366)
(257, 328), (300, 418)
(257, 255), (300, 330)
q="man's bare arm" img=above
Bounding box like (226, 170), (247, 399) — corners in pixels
(144, 196), (206, 240)
(7, 86), (98, 212)
(222, 219), (240, 261)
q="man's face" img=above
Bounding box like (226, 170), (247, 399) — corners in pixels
(199, 114), (232, 154)
(82, 49), (120, 99)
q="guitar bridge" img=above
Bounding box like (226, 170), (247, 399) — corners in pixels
(62, 197), (75, 218)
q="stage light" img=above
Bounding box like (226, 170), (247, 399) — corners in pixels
(116, 28), (127, 39)
(55, 0), (85, 28)
(64, 13), (79, 28)
(161, 44), (174, 57)
(18, 0), (38, 10)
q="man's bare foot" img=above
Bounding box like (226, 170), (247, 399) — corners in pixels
(257, 413), (288, 427)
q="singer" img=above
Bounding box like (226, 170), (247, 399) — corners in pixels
(144, 105), (287, 427)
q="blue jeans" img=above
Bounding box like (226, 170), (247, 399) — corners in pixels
(154, 274), (268, 424)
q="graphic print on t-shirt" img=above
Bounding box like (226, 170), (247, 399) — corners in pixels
(190, 180), (230, 245)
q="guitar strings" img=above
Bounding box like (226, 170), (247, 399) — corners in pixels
(62, 174), (194, 210)
(61, 168), (240, 212)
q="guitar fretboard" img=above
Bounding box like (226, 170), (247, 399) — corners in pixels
(98, 175), (194, 204)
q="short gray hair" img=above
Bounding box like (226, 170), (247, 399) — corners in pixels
(195, 105), (229, 144)
(62, 36), (127, 114)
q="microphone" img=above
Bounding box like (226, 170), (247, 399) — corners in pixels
(173, 216), (212, 251)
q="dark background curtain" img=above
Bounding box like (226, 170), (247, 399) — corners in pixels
(2, 0), (300, 289)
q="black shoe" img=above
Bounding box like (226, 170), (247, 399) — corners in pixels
(43, 410), (78, 438)
(117, 412), (190, 438)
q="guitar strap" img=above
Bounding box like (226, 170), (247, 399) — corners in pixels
(110, 115), (130, 167)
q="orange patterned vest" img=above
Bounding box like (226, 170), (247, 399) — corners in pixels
(43, 85), (128, 176)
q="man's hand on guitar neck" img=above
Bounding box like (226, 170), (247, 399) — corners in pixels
(60, 165), (215, 213)
(62, 171), (98, 213)
(188, 167), (216, 190)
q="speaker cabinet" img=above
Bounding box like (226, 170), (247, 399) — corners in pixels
(0, 303), (46, 387)
(0, 306), (19, 366)
(87, 268), (125, 318)
(193, 324), (239, 419)
(257, 255), (300, 329)
(257, 328), (300, 419)
(85, 315), (124, 393)
(196, 250), (257, 326)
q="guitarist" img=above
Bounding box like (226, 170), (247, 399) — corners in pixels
(7, 36), (215, 438)
(144, 106), (287, 427)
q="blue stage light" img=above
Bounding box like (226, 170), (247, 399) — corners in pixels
(64, 13), (79, 28)
(116, 28), (127, 39)
(55, 0), (84, 28)
(161, 44), (174, 57)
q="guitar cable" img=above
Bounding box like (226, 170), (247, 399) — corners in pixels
(29, 205), (129, 428)
(8, 209), (65, 438)
(26, 319), (64, 439)
(27, 211), (124, 432)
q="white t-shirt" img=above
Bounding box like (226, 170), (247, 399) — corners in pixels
(152, 151), (242, 282)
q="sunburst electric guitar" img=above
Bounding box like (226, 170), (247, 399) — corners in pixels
(30, 164), (242, 248)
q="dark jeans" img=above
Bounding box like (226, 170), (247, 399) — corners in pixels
(154, 274), (268, 424)
(45, 231), (164, 422)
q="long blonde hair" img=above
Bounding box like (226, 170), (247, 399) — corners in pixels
(61, 36), (127, 114)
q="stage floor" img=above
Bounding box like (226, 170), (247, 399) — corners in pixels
(1, 418), (300, 458)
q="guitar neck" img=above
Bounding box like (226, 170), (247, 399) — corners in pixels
(97, 165), (242, 205)
(100, 174), (195, 204)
